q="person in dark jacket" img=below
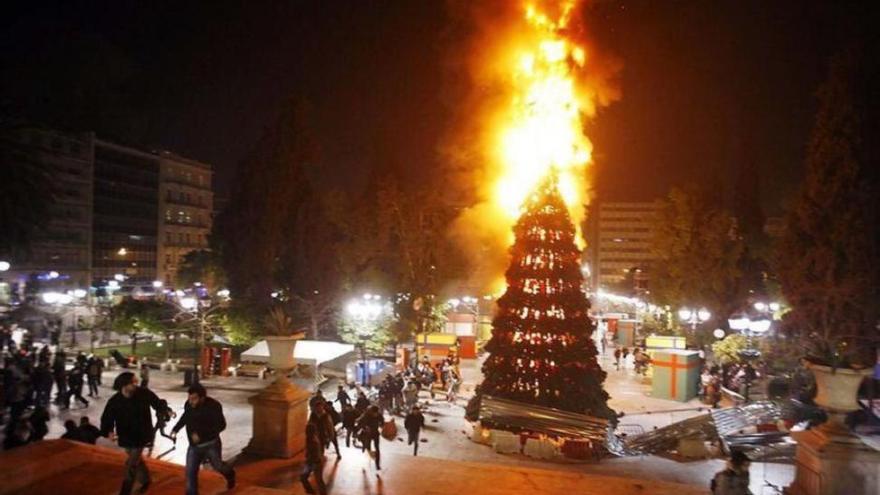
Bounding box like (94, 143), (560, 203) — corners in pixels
(100, 371), (174, 495)
(171, 383), (235, 494)
(300, 414), (327, 495)
(3, 418), (32, 450)
(86, 356), (101, 397)
(341, 403), (358, 447)
(67, 363), (89, 408)
(52, 351), (67, 406)
(335, 384), (351, 411)
(354, 391), (370, 415)
(404, 405), (425, 456)
(28, 406), (50, 441)
(61, 419), (82, 442)
(33, 363), (53, 408)
(79, 416), (101, 444)
(711, 450), (752, 494)
(311, 400), (340, 458)
(356, 405), (383, 470)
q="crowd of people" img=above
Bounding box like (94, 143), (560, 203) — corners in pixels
(299, 356), (451, 495)
(2, 328), (458, 495)
(1, 335), (105, 451)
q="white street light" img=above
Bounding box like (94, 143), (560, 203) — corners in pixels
(42, 292), (61, 304)
(727, 314), (750, 331)
(753, 302), (767, 312)
(678, 308), (692, 321)
(697, 308), (712, 322)
(713, 328), (726, 339)
(0, 261), (10, 272)
(107, 280), (120, 289)
(749, 318), (772, 334)
(152, 280), (164, 288)
(114, 273), (125, 282)
(768, 302), (780, 312)
(180, 297), (197, 311)
(48, 271), (60, 279)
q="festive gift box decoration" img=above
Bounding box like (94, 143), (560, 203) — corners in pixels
(492, 430), (522, 454)
(561, 439), (597, 460)
(650, 349), (701, 402)
(645, 335), (686, 350)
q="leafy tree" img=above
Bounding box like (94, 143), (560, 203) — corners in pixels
(110, 299), (170, 356)
(650, 187), (748, 342)
(711, 334), (749, 365)
(471, 175), (614, 421)
(218, 308), (259, 346)
(777, 46), (880, 367)
(338, 303), (396, 355)
(217, 98), (314, 307)
(373, 177), (466, 344)
(176, 249), (225, 292)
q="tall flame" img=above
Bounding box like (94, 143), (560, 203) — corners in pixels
(446, 0), (617, 293)
(493, 1), (591, 228)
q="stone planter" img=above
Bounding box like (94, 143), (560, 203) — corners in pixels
(806, 361), (871, 434)
(788, 360), (878, 495)
(265, 335), (300, 373)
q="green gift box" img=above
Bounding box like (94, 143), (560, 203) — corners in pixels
(650, 350), (701, 402)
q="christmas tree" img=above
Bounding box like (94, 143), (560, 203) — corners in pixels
(470, 173), (614, 421)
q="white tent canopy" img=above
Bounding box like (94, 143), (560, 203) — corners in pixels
(240, 339), (356, 369)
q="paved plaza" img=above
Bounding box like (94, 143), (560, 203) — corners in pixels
(10, 350), (794, 493)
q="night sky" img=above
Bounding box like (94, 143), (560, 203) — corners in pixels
(3, 1), (877, 212)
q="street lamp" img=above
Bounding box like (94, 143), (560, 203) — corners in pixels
(728, 312), (772, 402)
(347, 294), (384, 386)
(0, 261), (10, 272)
(678, 306), (711, 331)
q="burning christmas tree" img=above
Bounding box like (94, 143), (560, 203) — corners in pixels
(469, 173), (614, 422)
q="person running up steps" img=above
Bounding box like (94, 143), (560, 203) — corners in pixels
(171, 383), (236, 494)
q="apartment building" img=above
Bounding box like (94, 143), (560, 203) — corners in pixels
(585, 200), (661, 293)
(157, 152), (213, 284)
(0, 126), (213, 291)
(0, 127), (94, 289)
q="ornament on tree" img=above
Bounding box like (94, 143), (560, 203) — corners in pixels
(468, 173), (614, 422)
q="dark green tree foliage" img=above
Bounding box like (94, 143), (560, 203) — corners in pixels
(176, 249), (225, 292)
(651, 187), (747, 339)
(218, 99), (314, 306)
(475, 175), (614, 421)
(777, 47), (880, 367)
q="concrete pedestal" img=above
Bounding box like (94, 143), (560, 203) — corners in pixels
(245, 376), (311, 458)
(786, 425), (880, 495)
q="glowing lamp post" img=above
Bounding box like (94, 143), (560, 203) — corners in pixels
(347, 294), (383, 386)
(678, 307), (711, 331)
(728, 313), (772, 402)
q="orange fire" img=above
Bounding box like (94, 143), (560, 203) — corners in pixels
(448, 0), (617, 293)
(492, 1), (592, 235)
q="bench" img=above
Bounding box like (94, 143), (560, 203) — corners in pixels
(232, 362), (268, 379)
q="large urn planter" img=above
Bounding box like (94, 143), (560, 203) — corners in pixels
(265, 335), (302, 373)
(787, 361), (878, 495)
(246, 332), (309, 458)
(806, 361), (871, 435)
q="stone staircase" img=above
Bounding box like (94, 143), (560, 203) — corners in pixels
(0, 440), (285, 495)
